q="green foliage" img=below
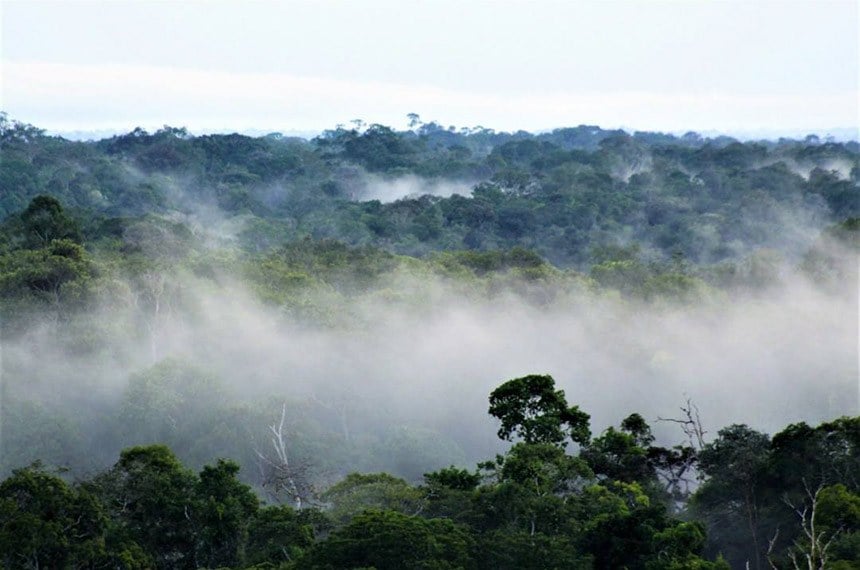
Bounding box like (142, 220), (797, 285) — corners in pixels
(578, 482), (720, 569)
(321, 473), (424, 525)
(473, 442), (591, 536)
(582, 426), (653, 484)
(817, 484), (860, 531)
(339, 124), (422, 172)
(245, 505), (321, 566)
(477, 529), (589, 569)
(496, 443), (591, 494)
(99, 444), (198, 567)
(800, 217), (860, 289)
(692, 424), (771, 568)
(19, 195), (82, 248)
(488, 374), (591, 446)
(432, 246), (546, 276)
(691, 417), (860, 569)
(768, 416), (860, 496)
(249, 239), (401, 304)
(0, 397), (851, 569)
(3, 116), (857, 269)
(195, 459), (260, 568)
(299, 509), (474, 570)
(0, 116), (858, 568)
(0, 238), (96, 309)
(421, 467), (481, 522)
(815, 484), (860, 567)
(591, 258), (650, 291)
(0, 464), (108, 569)
(424, 466), (481, 492)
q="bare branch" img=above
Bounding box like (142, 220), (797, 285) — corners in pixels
(658, 398), (707, 451)
(777, 480), (841, 570)
(253, 402), (318, 510)
(766, 527), (780, 570)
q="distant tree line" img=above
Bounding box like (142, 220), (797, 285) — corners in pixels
(1, 113), (857, 266)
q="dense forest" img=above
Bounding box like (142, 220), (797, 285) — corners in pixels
(0, 114), (858, 568)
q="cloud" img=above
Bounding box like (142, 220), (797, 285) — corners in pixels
(3, 61), (857, 135)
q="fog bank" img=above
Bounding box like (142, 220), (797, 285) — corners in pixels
(1, 268), (856, 479)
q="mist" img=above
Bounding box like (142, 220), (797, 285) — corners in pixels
(793, 158), (856, 181)
(1, 117), (857, 492)
(2, 0), (858, 562)
(355, 174), (474, 203)
(1, 257), (856, 481)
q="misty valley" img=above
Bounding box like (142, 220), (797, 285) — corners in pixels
(0, 115), (857, 569)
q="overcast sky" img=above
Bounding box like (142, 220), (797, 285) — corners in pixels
(1, 0), (857, 137)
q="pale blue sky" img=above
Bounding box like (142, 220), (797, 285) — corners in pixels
(1, 0), (857, 136)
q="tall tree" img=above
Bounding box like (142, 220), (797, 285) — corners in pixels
(98, 445), (198, 569)
(194, 459), (259, 568)
(19, 195), (81, 249)
(0, 464), (107, 569)
(488, 374), (591, 447)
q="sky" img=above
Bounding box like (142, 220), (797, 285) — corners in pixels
(1, 0), (858, 138)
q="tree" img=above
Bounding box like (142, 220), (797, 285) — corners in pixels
(478, 529), (588, 570)
(768, 417), (860, 496)
(764, 418), (860, 568)
(245, 504), (321, 566)
(0, 238), (95, 310)
(582, 425), (653, 485)
(0, 464), (107, 569)
(407, 112), (422, 130)
(766, 482), (854, 570)
(194, 459), (259, 568)
(422, 466), (481, 521)
(320, 472), (424, 526)
(812, 484), (860, 567)
(255, 402), (317, 509)
(578, 482), (726, 570)
(98, 445), (198, 568)
(474, 442), (592, 536)
(19, 195), (81, 249)
(300, 509), (474, 570)
(424, 466), (481, 492)
(693, 424), (771, 570)
(488, 374), (590, 447)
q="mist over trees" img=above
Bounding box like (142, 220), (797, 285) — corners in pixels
(0, 114), (858, 568)
(2, 113), (857, 265)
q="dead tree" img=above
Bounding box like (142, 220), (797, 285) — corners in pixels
(254, 402), (316, 509)
(658, 398), (707, 450)
(767, 480), (842, 570)
(656, 398), (708, 497)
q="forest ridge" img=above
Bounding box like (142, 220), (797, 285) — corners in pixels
(1, 114), (857, 267)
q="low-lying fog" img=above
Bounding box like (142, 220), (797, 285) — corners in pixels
(1, 265), (856, 479)
(354, 175), (474, 202)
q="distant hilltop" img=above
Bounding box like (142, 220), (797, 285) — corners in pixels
(48, 127), (323, 142)
(41, 123), (859, 144)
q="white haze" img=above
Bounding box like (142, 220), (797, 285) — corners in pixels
(1, 264), (856, 477)
(781, 157), (857, 181)
(356, 175), (474, 203)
